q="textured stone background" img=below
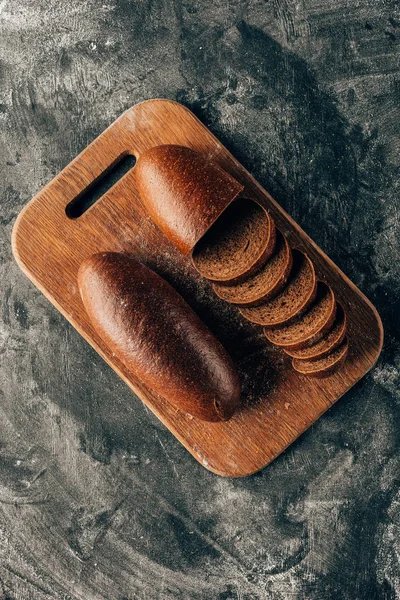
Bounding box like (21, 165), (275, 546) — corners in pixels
(1, 0), (400, 598)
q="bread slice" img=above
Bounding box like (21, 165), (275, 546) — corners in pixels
(285, 304), (347, 361)
(191, 199), (276, 284)
(239, 250), (316, 326)
(292, 338), (348, 377)
(264, 282), (336, 350)
(212, 230), (293, 307)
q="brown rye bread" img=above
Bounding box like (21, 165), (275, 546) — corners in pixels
(285, 304), (347, 360)
(264, 282), (336, 350)
(239, 250), (317, 326)
(135, 145), (244, 255)
(212, 229), (293, 307)
(292, 338), (349, 377)
(78, 252), (241, 422)
(191, 198), (276, 284)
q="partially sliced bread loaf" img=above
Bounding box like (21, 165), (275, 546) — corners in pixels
(192, 199), (276, 284)
(264, 282), (336, 350)
(212, 230), (293, 307)
(292, 339), (348, 377)
(286, 304), (347, 361)
(239, 250), (316, 326)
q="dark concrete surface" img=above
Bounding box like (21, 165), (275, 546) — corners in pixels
(1, 0), (400, 598)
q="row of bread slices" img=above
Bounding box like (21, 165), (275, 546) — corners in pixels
(191, 198), (348, 377)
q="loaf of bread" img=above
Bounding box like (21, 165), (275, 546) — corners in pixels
(78, 253), (241, 422)
(135, 145), (244, 255)
(134, 143), (348, 378)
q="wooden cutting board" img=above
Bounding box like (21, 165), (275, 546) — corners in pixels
(12, 99), (383, 477)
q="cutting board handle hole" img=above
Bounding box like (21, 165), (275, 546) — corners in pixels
(65, 153), (136, 219)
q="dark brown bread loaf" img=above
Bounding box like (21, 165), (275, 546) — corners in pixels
(239, 250), (317, 326)
(192, 199), (276, 284)
(264, 283), (336, 350)
(78, 253), (241, 422)
(285, 304), (347, 361)
(135, 145), (244, 255)
(212, 230), (293, 306)
(292, 339), (349, 377)
(134, 143), (348, 379)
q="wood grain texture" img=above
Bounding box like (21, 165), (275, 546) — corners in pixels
(12, 99), (383, 477)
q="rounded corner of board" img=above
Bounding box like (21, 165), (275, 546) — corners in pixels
(123, 98), (195, 119)
(193, 451), (272, 479)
